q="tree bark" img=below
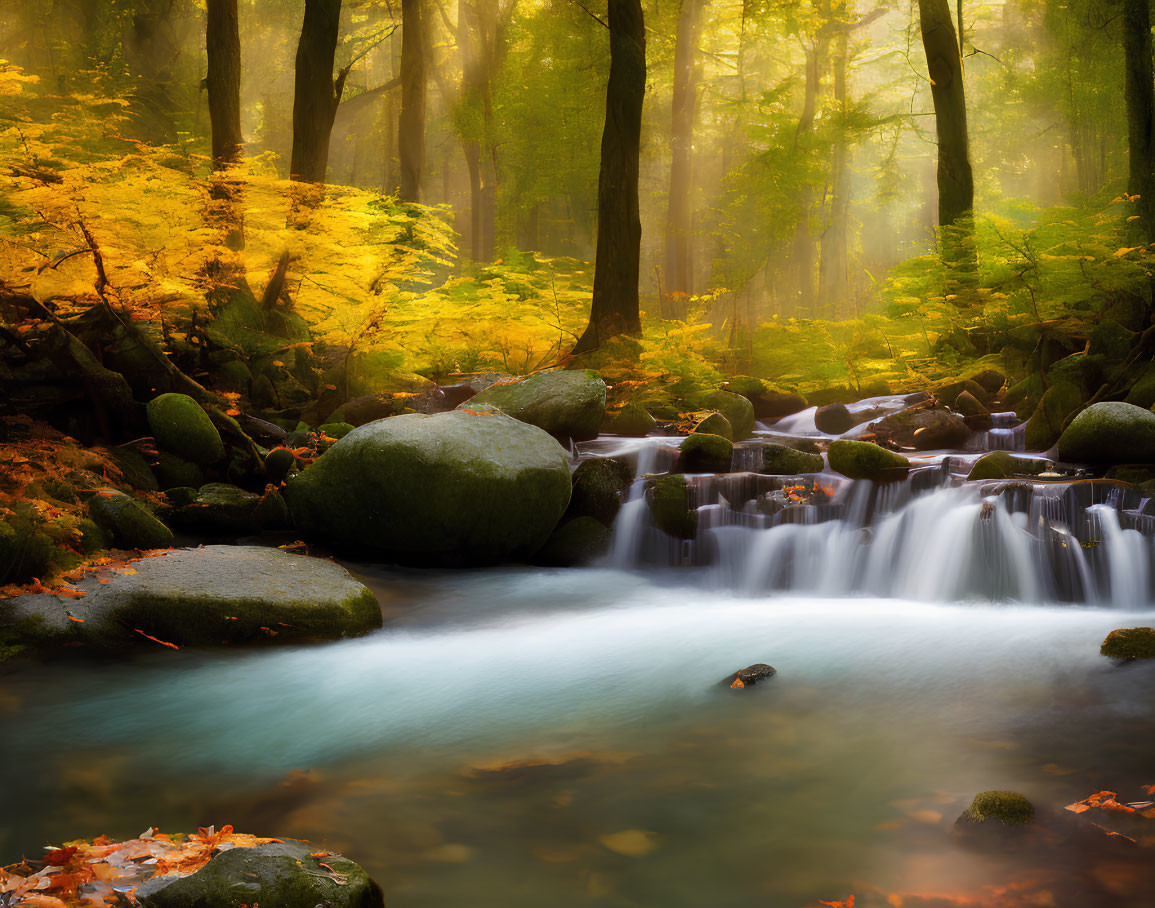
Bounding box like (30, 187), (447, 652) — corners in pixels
(206, 0), (242, 167)
(290, 0), (346, 183)
(399, 0), (427, 201)
(1124, 0), (1155, 240)
(917, 0), (973, 227)
(665, 0), (704, 307)
(572, 0), (646, 354)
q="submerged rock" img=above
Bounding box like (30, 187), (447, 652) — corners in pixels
(1101, 627), (1155, 660)
(649, 475), (697, 539)
(827, 440), (910, 480)
(758, 444), (824, 475)
(955, 791), (1035, 828)
(1057, 401), (1155, 464)
(533, 517), (611, 567)
(285, 410), (572, 563)
(1024, 382), (1083, 452)
(566, 457), (633, 527)
(87, 489), (174, 550)
(138, 840), (384, 908)
(678, 432), (733, 474)
(722, 663), (777, 688)
(871, 406), (969, 450)
(465, 369), (606, 441)
(146, 393), (225, 464)
(967, 452), (1049, 481)
(1, 545), (381, 649)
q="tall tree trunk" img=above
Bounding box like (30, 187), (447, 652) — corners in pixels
(789, 38), (825, 315)
(206, 0), (242, 167)
(1124, 0), (1155, 241)
(399, 0), (427, 201)
(290, 0), (346, 183)
(819, 23), (850, 316)
(917, 0), (973, 226)
(665, 0), (704, 309)
(572, 0), (646, 354)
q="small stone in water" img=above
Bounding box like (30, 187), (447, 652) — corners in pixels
(722, 663), (777, 688)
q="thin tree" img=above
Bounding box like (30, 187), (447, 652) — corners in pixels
(572, 0), (646, 354)
(399, 0), (427, 201)
(290, 0), (347, 183)
(1123, 0), (1155, 241)
(206, 0), (242, 167)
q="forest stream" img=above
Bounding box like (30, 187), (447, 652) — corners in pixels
(4, 411), (1155, 908)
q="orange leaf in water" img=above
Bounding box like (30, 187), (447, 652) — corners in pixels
(730, 677), (745, 689)
(819, 897), (854, 908)
(67, 615), (84, 623)
(132, 629), (180, 650)
(43, 846), (78, 866)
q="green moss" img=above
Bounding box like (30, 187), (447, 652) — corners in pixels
(1100, 627), (1155, 659)
(1024, 382), (1083, 452)
(759, 444), (824, 475)
(110, 445), (159, 492)
(566, 457), (633, 526)
(533, 517), (611, 566)
(146, 393), (225, 464)
(694, 390), (756, 440)
(466, 369), (607, 441)
(827, 440), (910, 480)
(601, 400), (656, 437)
(967, 452), (1049, 481)
(649, 475), (697, 539)
(1057, 401), (1155, 464)
(959, 791), (1035, 826)
(693, 412), (733, 440)
(319, 421), (356, 439)
(679, 433), (733, 474)
(88, 490), (175, 550)
(724, 376), (769, 398)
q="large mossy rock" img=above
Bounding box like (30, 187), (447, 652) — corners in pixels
(88, 490), (174, 550)
(871, 406), (969, 450)
(1101, 627), (1155, 659)
(1, 546), (381, 649)
(1024, 382), (1083, 451)
(464, 369), (606, 441)
(532, 516), (612, 567)
(827, 440), (910, 480)
(166, 483), (290, 536)
(566, 457), (633, 527)
(601, 401), (656, 437)
(648, 475), (697, 539)
(678, 432), (733, 474)
(138, 840), (384, 908)
(285, 410), (572, 563)
(967, 452), (1049, 481)
(725, 377), (807, 419)
(1056, 401), (1155, 464)
(146, 393), (225, 465)
(1125, 364), (1155, 410)
(695, 390), (756, 441)
(758, 444), (824, 475)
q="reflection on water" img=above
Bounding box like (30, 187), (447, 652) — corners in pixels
(2, 567), (1154, 907)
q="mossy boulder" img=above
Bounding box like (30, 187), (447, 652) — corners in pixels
(679, 433), (733, 474)
(464, 369), (606, 441)
(0, 546), (381, 649)
(967, 452), (1049, 481)
(138, 840), (384, 908)
(166, 483), (290, 536)
(1057, 401), (1155, 464)
(871, 407), (969, 450)
(88, 490), (174, 550)
(566, 457), (633, 527)
(264, 446), (300, 484)
(285, 410), (572, 563)
(954, 390), (988, 417)
(693, 412), (733, 440)
(152, 451), (205, 491)
(725, 377), (807, 419)
(827, 440), (910, 480)
(814, 403), (856, 435)
(532, 517), (612, 567)
(648, 475), (697, 539)
(1125, 366), (1155, 410)
(146, 393), (225, 464)
(956, 791), (1035, 827)
(1100, 627), (1155, 660)
(1047, 353), (1100, 396)
(1005, 374), (1046, 421)
(1089, 318), (1134, 360)
(970, 370), (1006, 394)
(601, 400), (656, 437)
(759, 444), (824, 475)
(694, 390), (756, 440)
(110, 445), (159, 492)
(1024, 382), (1084, 451)
(319, 421), (356, 439)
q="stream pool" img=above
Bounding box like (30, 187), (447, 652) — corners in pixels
(2, 565), (1154, 907)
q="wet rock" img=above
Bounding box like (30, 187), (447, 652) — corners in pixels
(285, 410), (572, 563)
(1047, 352), (1101, 396)
(532, 517), (611, 567)
(1100, 627), (1155, 660)
(871, 406), (969, 450)
(146, 393), (225, 465)
(1, 546), (382, 648)
(88, 490), (174, 550)
(1005, 374), (1046, 421)
(827, 440), (910, 480)
(693, 390), (756, 440)
(1088, 319), (1134, 360)
(954, 390), (988, 417)
(329, 395), (404, 427)
(967, 452), (1049, 481)
(970, 370), (1006, 394)
(235, 413), (288, 447)
(439, 382), (477, 409)
(166, 483), (290, 536)
(1057, 401), (1155, 464)
(955, 791), (1035, 828)
(601, 400), (656, 437)
(724, 377), (808, 419)
(465, 369), (606, 441)
(758, 444), (824, 475)
(319, 421), (356, 439)
(649, 475), (697, 539)
(566, 457), (633, 527)
(722, 663), (777, 688)
(138, 840), (384, 908)
(678, 433), (733, 474)
(814, 403), (856, 435)
(110, 446), (159, 492)
(1024, 382), (1083, 451)
(693, 411), (733, 440)
(1105, 465), (1155, 494)
(264, 446), (300, 484)
(1125, 366), (1155, 410)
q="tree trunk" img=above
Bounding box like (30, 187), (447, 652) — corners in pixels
(399, 0), (427, 201)
(917, 0), (973, 226)
(819, 23), (850, 316)
(1124, 0), (1155, 240)
(206, 0), (242, 167)
(665, 0), (704, 305)
(290, 0), (346, 183)
(572, 0), (646, 354)
(789, 39), (825, 315)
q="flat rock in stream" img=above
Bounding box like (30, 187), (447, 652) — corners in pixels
(0, 545), (381, 650)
